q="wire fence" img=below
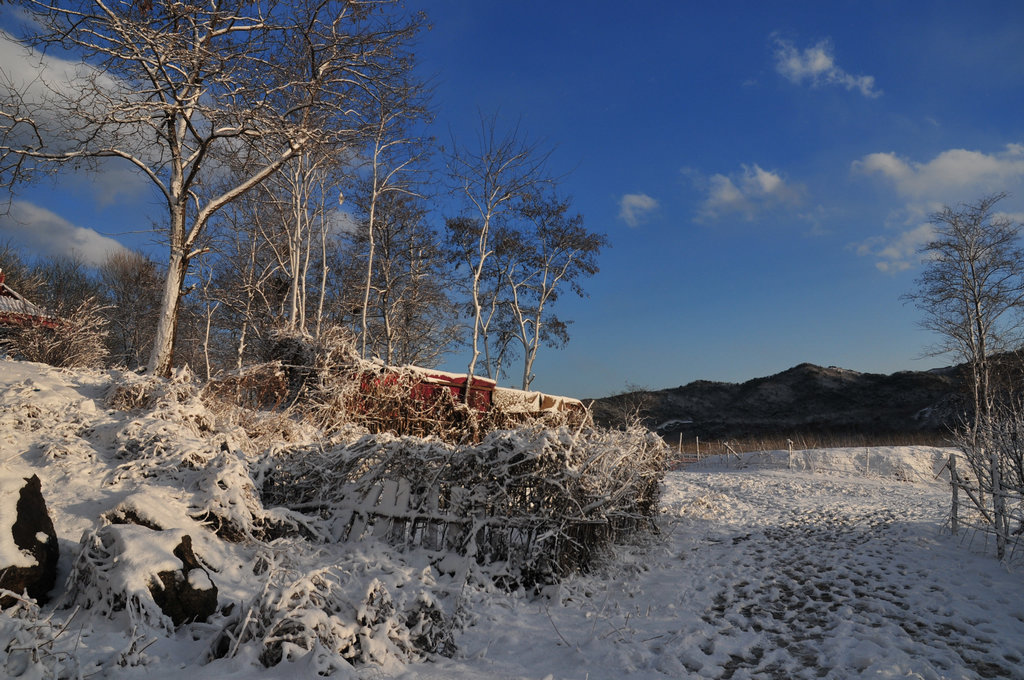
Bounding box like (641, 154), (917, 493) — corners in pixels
(665, 432), (950, 461)
(674, 444), (949, 485)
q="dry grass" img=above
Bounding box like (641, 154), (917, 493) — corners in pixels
(665, 431), (951, 460)
(2, 298), (109, 369)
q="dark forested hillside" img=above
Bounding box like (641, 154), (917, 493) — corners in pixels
(589, 363), (966, 441)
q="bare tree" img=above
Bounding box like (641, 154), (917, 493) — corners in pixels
(99, 249), (161, 368)
(503, 190), (607, 390)
(445, 114), (551, 399)
(354, 70), (431, 359)
(0, 0), (423, 376)
(238, 149), (346, 336)
(29, 253), (104, 315)
(202, 199), (279, 369)
(346, 191), (460, 366)
(905, 192), (1024, 559)
(904, 193), (1024, 428)
(445, 215), (517, 380)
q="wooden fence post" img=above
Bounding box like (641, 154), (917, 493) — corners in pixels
(991, 448), (1006, 560)
(949, 453), (958, 536)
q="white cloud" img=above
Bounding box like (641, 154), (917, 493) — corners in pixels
(853, 223), (935, 273)
(697, 164), (801, 222)
(0, 30), (152, 202)
(853, 145), (1024, 199)
(64, 159), (153, 207)
(618, 193), (659, 228)
(995, 211), (1024, 224)
(773, 37), (881, 98)
(852, 143), (1024, 274)
(704, 175), (745, 215)
(0, 29), (124, 131)
(0, 200), (127, 266)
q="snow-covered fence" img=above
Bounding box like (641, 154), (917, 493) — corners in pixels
(939, 404), (1024, 562)
(261, 425), (668, 587)
(684, 447), (951, 484)
(945, 452), (1024, 563)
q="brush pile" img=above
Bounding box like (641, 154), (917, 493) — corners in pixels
(1, 354), (667, 676)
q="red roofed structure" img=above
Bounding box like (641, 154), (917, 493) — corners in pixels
(0, 270), (59, 329)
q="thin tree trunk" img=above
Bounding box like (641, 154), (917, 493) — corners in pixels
(361, 191), (378, 359)
(316, 211), (329, 339)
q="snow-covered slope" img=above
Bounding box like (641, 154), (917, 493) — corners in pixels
(1, 359), (1022, 679)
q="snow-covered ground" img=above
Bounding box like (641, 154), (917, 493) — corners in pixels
(2, 359), (1023, 679)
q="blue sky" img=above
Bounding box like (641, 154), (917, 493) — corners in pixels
(3, 1), (1024, 397)
(419, 0), (1024, 396)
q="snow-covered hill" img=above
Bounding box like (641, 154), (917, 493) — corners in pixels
(1, 359), (1022, 679)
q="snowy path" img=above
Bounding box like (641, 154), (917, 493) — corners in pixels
(680, 500), (1019, 679)
(415, 461), (1024, 680)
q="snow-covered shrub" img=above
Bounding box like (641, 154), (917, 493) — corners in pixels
(262, 423), (669, 587)
(1, 595), (88, 678)
(66, 525), (191, 633)
(197, 326), (584, 445)
(199, 362), (316, 448)
(208, 544), (455, 672)
(106, 365), (213, 431)
(252, 327), (468, 441)
(104, 368), (318, 545)
(258, 326), (361, 405)
(1, 298), (109, 368)
(202, 361), (290, 411)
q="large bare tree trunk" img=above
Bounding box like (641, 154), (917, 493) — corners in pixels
(150, 245), (188, 377)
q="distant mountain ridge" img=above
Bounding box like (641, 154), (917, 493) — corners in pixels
(588, 363), (967, 441)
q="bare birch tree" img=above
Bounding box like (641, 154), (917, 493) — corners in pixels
(444, 215), (506, 379)
(355, 71), (431, 359)
(445, 114), (551, 399)
(905, 192), (1024, 559)
(346, 191), (459, 366)
(0, 0), (423, 376)
(904, 193), (1024, 429)
(238, 149), (345, 336)
(504, 190), (607, 390)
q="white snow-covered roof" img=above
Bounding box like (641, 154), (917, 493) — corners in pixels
(491, 386), (584, 413)
(400, 364), (497, 388)
(0, 271), (54, 325)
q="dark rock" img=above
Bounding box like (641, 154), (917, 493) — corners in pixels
(149, 534), (218, 626)
(102, 505), (163, 531)
(1, 475), (59, 607)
